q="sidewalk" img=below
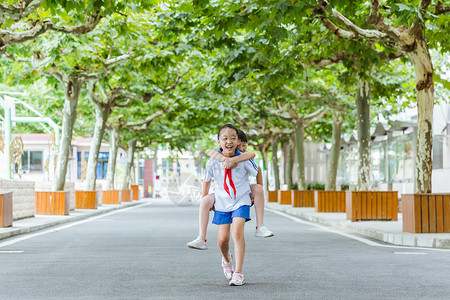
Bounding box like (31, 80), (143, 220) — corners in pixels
(266, 202), (450, 249)
(0, 200), (144, 241)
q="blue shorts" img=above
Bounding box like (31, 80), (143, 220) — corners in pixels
(212, 205), (251, 225)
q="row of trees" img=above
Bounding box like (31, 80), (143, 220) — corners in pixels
(1, 1), (449, 193)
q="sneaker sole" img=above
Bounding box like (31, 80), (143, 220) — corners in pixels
(255, 233), (274, 238)
(186, 244), (208, 250)
(229, 280), (245, 286)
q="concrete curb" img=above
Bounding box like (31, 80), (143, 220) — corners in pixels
(267, 203), (450, 249)
(0, 201), (143, 241)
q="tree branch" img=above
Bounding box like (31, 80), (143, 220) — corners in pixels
(436, 1), (450, 15)
(128, 108), (168, 131)
(304, 107), (327, 127)
(0, 0), (42, 21)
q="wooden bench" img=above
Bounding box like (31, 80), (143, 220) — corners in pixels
(267, 191), (278, 203)
(292, 190), (314, 207)
(102, 190), (120, 204)
(402, 194), (450, 233)
(346, 191), (398, 221)
(120, 190), (132, 202)
(131, 185), (139, 200)
(278, 190), (292, 205)
(0, 191), (13, 227)
(75, 191), (98, 209)
(315, 191), (346, 212)
(35, 191), (70, 215)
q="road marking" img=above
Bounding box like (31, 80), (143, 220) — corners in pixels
(266, 208), (450, 252)
(0, 250), (24, 253)
(0, 202), (153, 249)
(394, 252), (427, 255)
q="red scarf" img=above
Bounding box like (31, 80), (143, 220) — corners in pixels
(223, 168), (236, 199)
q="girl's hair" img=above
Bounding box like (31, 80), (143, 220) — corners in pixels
(237, 129), (247, 143)
(218, 124), (238, 138)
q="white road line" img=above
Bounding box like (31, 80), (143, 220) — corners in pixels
(0, 250), (24, 253)
(0, 202), (153, 249)
(394, 252), (427, 255)
(266, 208), (450, 252)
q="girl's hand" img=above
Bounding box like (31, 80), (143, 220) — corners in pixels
(222, 158), (237, 169)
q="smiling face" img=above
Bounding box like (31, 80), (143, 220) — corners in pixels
(217, 127), (238, 157)
(237, 141), (247, 153)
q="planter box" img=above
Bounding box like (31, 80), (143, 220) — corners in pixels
(120, 190), (132, 202)
(35, 191), (70, 215)
(267, 191), (278, 203)
(75, 191), (98, 209)
(103, 190), (120, 204)
(278, 190), (292, 205)
(315, 191), (346, 212)
(402, 194), (450, 233)
(0, 192), (13, 227)
(131, 185), (139, 200)
(292, 190), (315, 207)
(346, 191), (398, 221)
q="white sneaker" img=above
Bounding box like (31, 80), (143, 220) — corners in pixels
(186, 235), (208, 250)
(255, 225), (274, 238)
(229, 272), (245, 286)
(221, 253), (234, 280)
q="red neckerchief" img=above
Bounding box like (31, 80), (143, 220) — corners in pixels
(224, 168), (236, 199)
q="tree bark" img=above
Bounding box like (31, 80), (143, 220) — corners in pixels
(122, 139), (137, 190)
(281, 141), (289, 185)
(86, 102), (110, 191)
(294, 119), (306, 190)
(53, 79), (82, 191)
(259, 139), (270, 193)
(355, 78), (371, 191)
(271, 136), (280, 191)
(408, 40), (434, 193)
(106, 127), (119, 190)
(326, 110), (344, 191)
(286, 137), (295, 190)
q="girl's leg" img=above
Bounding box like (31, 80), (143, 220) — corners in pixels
(251, 184), (264, 226)
(199, 194), (215, 239)
(217, 224), (231, 262)
(231, 217), (246, 273)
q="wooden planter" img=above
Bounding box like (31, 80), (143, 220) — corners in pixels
(35, 191), (70, 215)
(292, 190), (315, 207)
(267, 191), (278, 203)
(315, 191), (346, 212)
(102, 190), (120, 204)
(278, 190), (292, 205)
(75, 191), (98, 209)
(402, 194), (450, 233)
(120, 190), (132, 202)
(131, 185), (139, 200)
(0, 191), (13, 227)
(346, 191), (398, 221)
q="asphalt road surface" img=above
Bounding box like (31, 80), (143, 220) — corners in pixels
(1, 198), (450, 299)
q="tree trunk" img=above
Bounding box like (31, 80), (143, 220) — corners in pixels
(294, 119), (306, 190)
(106, 127), (119, 190)
(53, 80), (82, 191)
(281, 141), (288, 186)
(86, 103), (110, 191)
(153, 146), (158, 177)
(407, 40), (434, 193)
(122, 139), (137, 190)
(259, 140), (270, 193)
(271, 136), (280, 191)
(326, 110), (344, 191)
(356, 78), (371, 191)
(286, 136), (295, 190)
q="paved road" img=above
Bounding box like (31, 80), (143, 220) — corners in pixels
(1, 198), (450, 299)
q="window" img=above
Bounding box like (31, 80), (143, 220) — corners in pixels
(433, 138), (443, 169)
(77, 151), (109, 179)
(20, 151), (43, 173)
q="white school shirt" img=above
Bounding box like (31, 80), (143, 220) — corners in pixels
(205, 149), (259, 212)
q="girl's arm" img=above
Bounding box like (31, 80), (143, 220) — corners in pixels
(256, 168), (263, 186)
(205, 149), (256, 169)
(202, 180), (211, 198)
